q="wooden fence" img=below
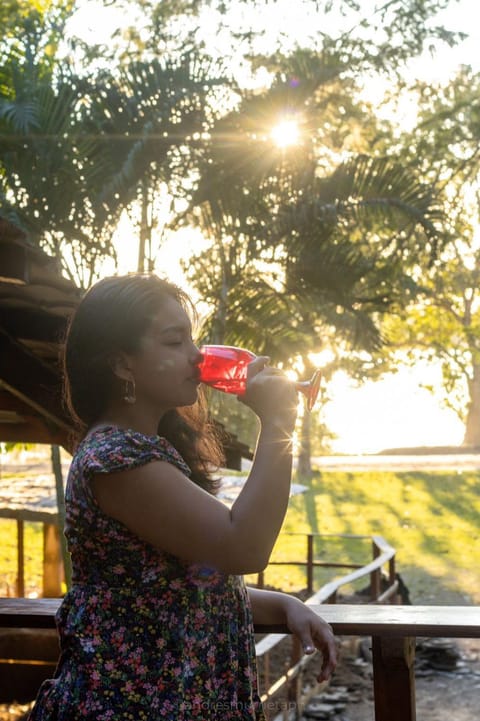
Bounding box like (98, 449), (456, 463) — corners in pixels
(255, 532), (399, 718)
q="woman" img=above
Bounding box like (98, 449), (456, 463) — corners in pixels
(29, 273), (336, 720)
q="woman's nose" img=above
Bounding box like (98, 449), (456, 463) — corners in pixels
(191, 345), (203, 365)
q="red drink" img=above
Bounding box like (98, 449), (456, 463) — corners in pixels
(197, 344), (321, 410)
(198, 345), (255, 395)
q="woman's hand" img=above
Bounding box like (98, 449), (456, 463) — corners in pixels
(284, 596), (337, 682)
(248, 588), (337, 682)
(240, 356), (298, 434)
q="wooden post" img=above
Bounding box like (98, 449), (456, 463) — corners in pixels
(307, 534), (314, 595)
(263, 652), (270, 720)
(51, 444), (71, 590)
(43, 523), (62, 597)
(371, 540), (381, 600)
(287, 636), (302, 719)
(16, 519), (25, 597)
(372, 635), (416, 721)
(389, 557), (396, 603)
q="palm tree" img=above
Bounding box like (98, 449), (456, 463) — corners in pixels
(178, 53), (445, 473)
(0, 26), (120, 285)
(0, 16), (226, 285)
(81, 53), (226, 274)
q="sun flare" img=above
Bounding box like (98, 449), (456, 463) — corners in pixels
(270, 119), (300, 148)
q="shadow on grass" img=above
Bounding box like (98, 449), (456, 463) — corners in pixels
(278, 468), (480, 604)
(396, 564), (474, 605)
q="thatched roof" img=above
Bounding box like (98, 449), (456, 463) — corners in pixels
(0, 219), (81, 448)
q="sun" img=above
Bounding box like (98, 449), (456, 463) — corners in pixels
(270, 119), (300, 148)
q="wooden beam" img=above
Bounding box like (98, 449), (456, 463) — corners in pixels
(0, 241), (28, 284)
(0, 389), (70, 446)
(0, 416), (69, 446)
(0, 598), (60, 628)
(16, 520), (25, 598)
(0, 329), (69, 431)
(0, 307), (66, 343)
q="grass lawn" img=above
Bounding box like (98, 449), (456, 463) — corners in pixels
(246, 468), (480, 605)
(0, 464), (48, 597)
(1, 466), (479, 605)
(0, 519), (43, 597)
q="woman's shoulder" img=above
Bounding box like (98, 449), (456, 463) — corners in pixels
(74, 425), (191, 476)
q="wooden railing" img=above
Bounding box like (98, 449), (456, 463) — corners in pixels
(1, 598), (479, 721)
(256, 532), (398, 599)
(255, 533), (399, 717)
(0, 509), (63, 597)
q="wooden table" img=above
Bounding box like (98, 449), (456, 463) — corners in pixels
(1, 599), (479, 720)
(259, 604), (480, 721)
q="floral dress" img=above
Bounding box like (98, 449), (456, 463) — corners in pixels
(28, 427), (265, 720)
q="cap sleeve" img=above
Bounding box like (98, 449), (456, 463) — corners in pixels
(78, 426), (191, 478)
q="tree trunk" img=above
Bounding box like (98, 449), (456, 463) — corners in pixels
(137, 191), (147, 272)
(137, 181), (154, 273)
(463, 362), (480, 448)
(297, 408), (312, 477)
(211, 267), (229, 344)
(297, 356), (318, 477)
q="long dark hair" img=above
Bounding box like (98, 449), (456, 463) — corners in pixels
(63, 273), (224, 494)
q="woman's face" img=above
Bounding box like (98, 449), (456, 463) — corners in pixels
(123, 295), (202, 412)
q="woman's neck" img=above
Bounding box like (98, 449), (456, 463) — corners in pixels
(93, 402), (164, 438)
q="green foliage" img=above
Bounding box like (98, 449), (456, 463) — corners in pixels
(0, 7), (226, 285)
(0, 57), (116, 285)
(1, 442), (33, 453)
(0, 1), (74, 66)
(178, 40), (448, 467)
(279, 153), (444, 334)
(0, 0), (469, 455)
(373, 66), (480, 443)
(87, 1), (465, 76)
(207, 390), (260, 451)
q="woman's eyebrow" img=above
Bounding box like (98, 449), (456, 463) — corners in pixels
(158, 324), (191, 335)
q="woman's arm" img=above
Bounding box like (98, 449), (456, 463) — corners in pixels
(247, 587), (337, 682)
(92, 358), (298, 575)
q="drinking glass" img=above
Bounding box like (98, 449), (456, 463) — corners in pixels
(197, 344), (321, 411)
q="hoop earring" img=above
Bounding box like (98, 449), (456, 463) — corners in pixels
(123, 378), (136, 404)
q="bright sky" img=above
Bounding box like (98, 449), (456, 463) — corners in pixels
(324, 366), (465, 454)
(71, 0), (475, 454)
